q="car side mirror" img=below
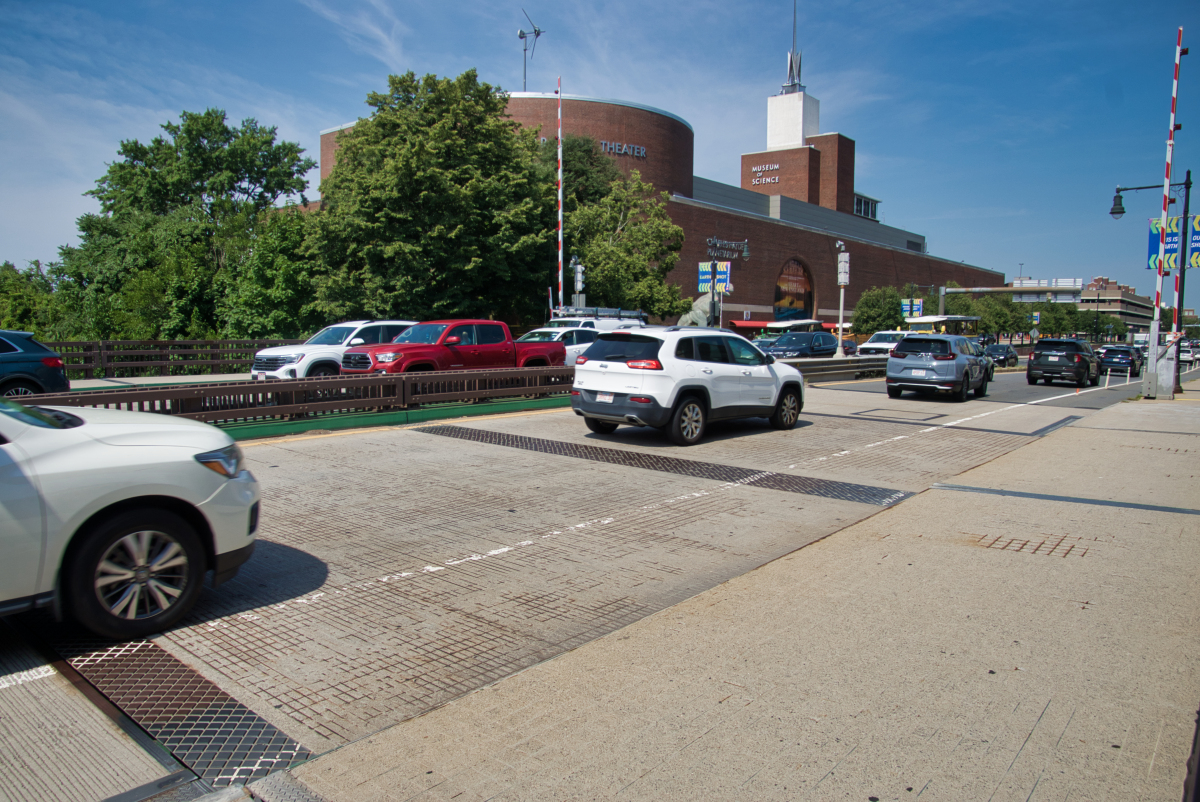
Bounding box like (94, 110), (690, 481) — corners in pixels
(445, 336), (461, 346)
(349, 338), (365, 346)
(765, 355), (776, 364)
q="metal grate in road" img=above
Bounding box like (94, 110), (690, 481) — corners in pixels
(46, 633), (311, 788)
(418, 425), (911, 507)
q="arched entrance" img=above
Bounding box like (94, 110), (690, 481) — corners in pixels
(774, 259), (814, 321)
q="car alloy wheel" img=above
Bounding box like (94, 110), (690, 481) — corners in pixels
(2, 380), (39, 397)
(668, 397), (706, 446)
(769, 389), (801, 430)
(68, 509), (205, 640)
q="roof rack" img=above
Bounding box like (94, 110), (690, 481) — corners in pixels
(552, 306), (646, 321)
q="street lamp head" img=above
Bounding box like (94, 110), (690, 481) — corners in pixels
(1109, 193), (1125, 219)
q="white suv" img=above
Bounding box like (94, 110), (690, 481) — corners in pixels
(252, 320), (418, 380)
(571, 327), (805, 445)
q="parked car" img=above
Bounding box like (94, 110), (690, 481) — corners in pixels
(545, 315), (645, 331)
(1180, 346), (1195, 365)
(252, 320), (418, 380)
(571, 327), (805, 446)
(340, 320), (565, 374)
(516, 327), (599, 366)
(0, 330), (70, 397)
(1098, 346), (1143, 377)
(0, 397), (259, 639)
(1026, 338), (1100, 387)
(752, 336), (780, 350)
(885, 334), (988, 401)
(761, 331), (839, 359)
(857, 331), (908, 357)
(985, 343), (1020, 368)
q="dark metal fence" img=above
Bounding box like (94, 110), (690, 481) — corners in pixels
(44, 340), (304, 380)
(19, 366), (576, 424)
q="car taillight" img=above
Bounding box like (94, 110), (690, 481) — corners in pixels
(575, 356), (588, 364)
(571, 390), (581, 395)
(626, 359), (663, 370)
(889, 352), (906, 359)
(42, 357), (64, 369)
(630, 397), (653, 404)
(1073, 354), (1082, 363)
(933, 354), (956, 361)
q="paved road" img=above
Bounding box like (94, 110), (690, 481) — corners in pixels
(3, 366), (1196, 797)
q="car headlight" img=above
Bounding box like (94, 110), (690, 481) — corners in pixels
(195, 444), (244, 478)
(277, 353), (302, 364)
(376, 352), (401, 363)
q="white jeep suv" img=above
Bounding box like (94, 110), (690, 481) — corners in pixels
(857, 330), (909, 357)
(252, 320), (418, 380)
(571, 327), (805, 445)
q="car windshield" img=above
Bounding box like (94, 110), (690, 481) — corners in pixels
(868, 332), (906, 343)
(894, 338), (951, 355)
(584, 333), (662, 362)
(775, 333), (816, 347)
(1104, 348), (1133, 356)
(985, 345), (1007, 354)
(0, 397), (72, 429)
(517, 331), (561, 342)
(305, 326), (357, 345)
(392, 324), (450, 344)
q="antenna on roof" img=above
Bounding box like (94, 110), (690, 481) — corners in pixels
(781, 0), (803, 94)
(518, 9), (545, 92)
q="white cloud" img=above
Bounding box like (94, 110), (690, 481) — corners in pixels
(297, 0), (409, 72)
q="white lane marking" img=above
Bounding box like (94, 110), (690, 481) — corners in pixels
(788, 378), (1138, 468)
(196, 480), (772, 629)
(0, 665), (55, 690)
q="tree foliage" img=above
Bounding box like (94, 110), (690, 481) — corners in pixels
(851, 286), (904, 335)
(306, 70), (554, 323)
(567, 171), (690, 318)
(538, 134), (622, 214)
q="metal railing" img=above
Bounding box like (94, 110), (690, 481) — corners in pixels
(44, 340), (304, 380)
(781, 356), (888, 381)
(20, 366), (576, 424)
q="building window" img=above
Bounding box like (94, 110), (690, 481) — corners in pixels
(853, 195), (879, 220)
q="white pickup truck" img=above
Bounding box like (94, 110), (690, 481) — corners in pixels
(251, 320), (417, 380)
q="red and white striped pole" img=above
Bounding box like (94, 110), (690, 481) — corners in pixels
(1146, 26), (1184, 397)
(557, 76), (564, 310)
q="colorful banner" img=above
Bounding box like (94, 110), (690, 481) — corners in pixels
(1193, 215), (1200, 269)
(699, 261), (732, 294)
(1147, 216), (1186, 270)
(901, 298), (923, 317)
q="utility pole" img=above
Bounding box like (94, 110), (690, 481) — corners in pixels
(835, 244), (849, 357)
(1174, 169), (1192, 392)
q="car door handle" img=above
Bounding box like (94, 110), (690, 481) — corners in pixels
(741, 370), (752, 375)
(702, 369), (713, 374)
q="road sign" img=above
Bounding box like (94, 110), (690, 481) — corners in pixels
(1029, 327), (1040, 339)
(837, 252), (849, 287)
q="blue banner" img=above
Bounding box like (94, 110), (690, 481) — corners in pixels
(1147, 217), (1182, 270)
(1193, 216), (1200, 269)
(698, 262), (712, 291)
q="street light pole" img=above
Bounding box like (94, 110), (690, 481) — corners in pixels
(1173, 170), (1192, 392)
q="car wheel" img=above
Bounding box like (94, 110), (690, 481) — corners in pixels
(585, 418), (619, 435)
(66, 509), (205, 640)
(769, 387), (801, 430)
(954, 375), (970, 403)
(974, 375), (988, 398)
(1089, 367), (1100, 386)
(1076, 372), (1087, 389)
(307, 364), (338, 378)
(1133, 365), (1141, 378)
(1026, 374), (1037, 385)
(887, 386), (903, 399)
(1, 379), (40, 397)
(667, 396), (706, 446)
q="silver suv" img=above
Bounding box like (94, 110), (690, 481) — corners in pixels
(571, 327), (805, 445)
(885, 334), (988, 401)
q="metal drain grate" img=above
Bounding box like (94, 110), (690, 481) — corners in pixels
(976, 534), (1088, 557)
(48, 635), (311, 787)
(418, 425), (911, 507)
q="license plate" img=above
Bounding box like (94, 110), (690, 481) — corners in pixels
(597, 392), (614, 403)
(910, 369), (925, 377)
(1049, 356), (1059, 361)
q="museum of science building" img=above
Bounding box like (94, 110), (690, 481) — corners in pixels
(317, 66), (1004, 329)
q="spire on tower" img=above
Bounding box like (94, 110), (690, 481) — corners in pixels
(781, 0), (803, 94)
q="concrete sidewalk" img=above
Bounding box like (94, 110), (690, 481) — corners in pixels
(281, 391), (1200, 801)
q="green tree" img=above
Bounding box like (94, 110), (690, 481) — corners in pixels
(307, 70), (554, 323)
(851, 286), (904, 335)
(567, 171), (690, 317)
(56, 109), (315, 339)
(537, 134), (622, 214)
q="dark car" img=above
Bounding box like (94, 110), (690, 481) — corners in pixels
(0, 330), (70, 396)
(985, 344), (1020, 368)
(763, 331), (838, 359)
(1026, 338), (1099, 387)
(1098, 346), (1143, 377)
(839, 338), (858, 356)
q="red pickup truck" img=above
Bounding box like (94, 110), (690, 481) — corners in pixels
(340, 319), (566, 374)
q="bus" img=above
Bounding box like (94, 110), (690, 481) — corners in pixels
(765, 319), (824, 334)
(904, 315), (981, 336)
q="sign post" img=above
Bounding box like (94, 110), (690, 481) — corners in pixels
(835, 251), (849, 358)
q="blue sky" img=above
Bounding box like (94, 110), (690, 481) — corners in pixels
(3, 0), (1199, 309)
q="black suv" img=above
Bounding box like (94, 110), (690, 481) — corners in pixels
(1026, 338), (1099, 388)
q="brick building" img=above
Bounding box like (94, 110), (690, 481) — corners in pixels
(317, 71), (1004, 325)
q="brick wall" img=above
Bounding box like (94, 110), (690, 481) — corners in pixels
(741, 147), (820, 204)
(806, 133), (855, 214)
